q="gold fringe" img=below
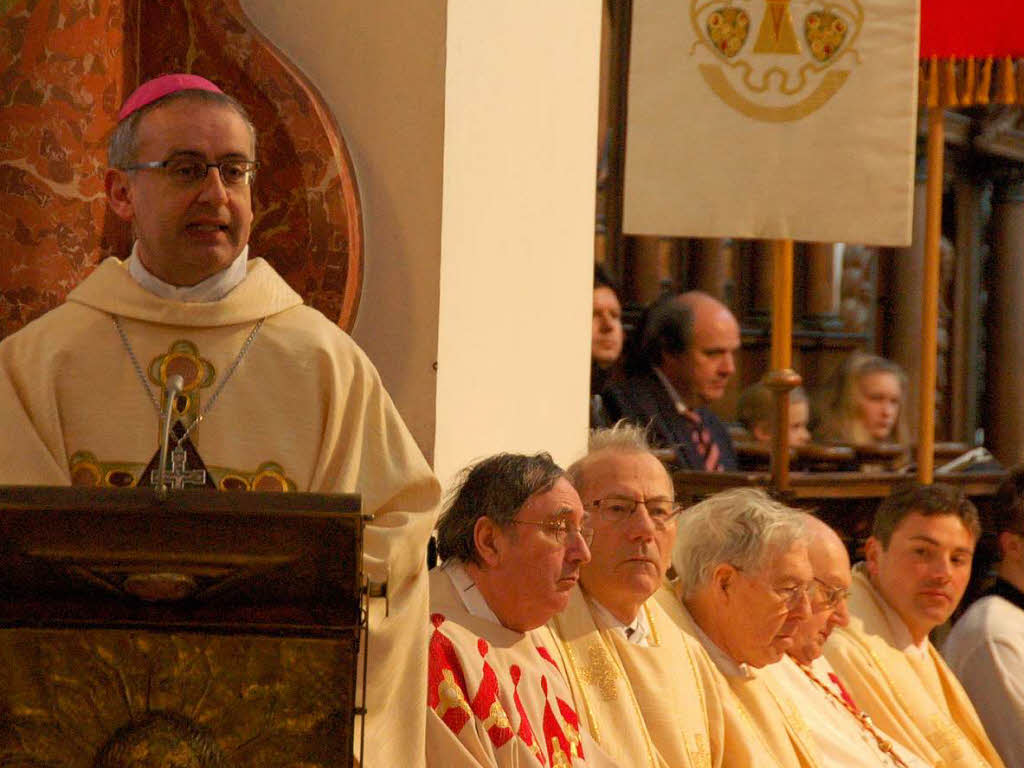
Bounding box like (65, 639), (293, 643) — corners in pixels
(997, 56), (1017, 104)
(941, 59), (959, 107)
(917, 56), (1024, 109)
(977, 57), (993, 105)
(961, 58), (975, 107)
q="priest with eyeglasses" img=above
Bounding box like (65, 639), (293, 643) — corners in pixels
(762, 515), (934, 767)
(0, 74), (440, 767)
(427, 452), (621, 767)
(540, 425), (728, 767)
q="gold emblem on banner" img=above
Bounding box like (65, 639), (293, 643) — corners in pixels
(690, 0), (863, 122)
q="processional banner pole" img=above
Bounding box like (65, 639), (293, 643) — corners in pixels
(768, 239), (799, 493)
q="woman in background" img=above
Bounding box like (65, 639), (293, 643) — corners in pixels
(816, 352), (909, 446)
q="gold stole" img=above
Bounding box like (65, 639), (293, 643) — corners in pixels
(659, 587), (820, 768)
(548, 586), (669, 768)
(834, 569), (1005, 768)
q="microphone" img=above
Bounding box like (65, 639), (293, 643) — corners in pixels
(156, 375), (185, 491)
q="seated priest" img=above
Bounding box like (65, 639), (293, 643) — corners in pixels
(944, 466), (1024, 767)
(546, 423), (728, 766)
(763, 515), (934, 767)
(824, 483), (1005, 767)
(0, 74), (440, 766)
(426, 452), (619, 768)
(666, 487), (821, 766)
(602, 292), (740, 471)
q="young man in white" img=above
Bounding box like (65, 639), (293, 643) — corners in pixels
(824, 483), (1004, 767)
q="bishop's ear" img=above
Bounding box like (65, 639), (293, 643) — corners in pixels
(105, 168), (136, 221)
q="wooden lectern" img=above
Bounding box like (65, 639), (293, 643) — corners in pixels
(0, 485), (365, 767)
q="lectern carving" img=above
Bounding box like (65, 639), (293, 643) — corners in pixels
(0, 486), (364, 767)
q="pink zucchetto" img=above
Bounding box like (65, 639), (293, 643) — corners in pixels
(117, 73), (224, 121)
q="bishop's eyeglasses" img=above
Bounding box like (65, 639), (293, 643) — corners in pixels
(121, 156), (259, 187)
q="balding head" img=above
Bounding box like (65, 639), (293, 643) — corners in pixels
(789, 515), (852, 664)
(658, 291), (740, 405)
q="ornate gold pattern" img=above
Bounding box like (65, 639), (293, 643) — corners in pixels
(707, 7), (750, 58)
(148, 340), (216, 427)
(579, 643), (619, 702)
(435, 669), (473, 720)
(1, 629), (352, 766)
(805, 11), (847, 63)
(690, 0), (864, 122)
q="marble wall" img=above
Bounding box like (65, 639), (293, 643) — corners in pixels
(0, 0), (362, 339)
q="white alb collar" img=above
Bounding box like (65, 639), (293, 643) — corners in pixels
(127, 242), (250, 303)
(589, 597), (651, 646)
(442, 559), (503, 628)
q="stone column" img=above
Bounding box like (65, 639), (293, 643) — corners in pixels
(986, 168), (1024, 465)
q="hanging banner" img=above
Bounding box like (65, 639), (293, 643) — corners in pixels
(623, 0), (919, 245)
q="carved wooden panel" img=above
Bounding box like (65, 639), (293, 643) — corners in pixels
(1, 0), (362, 340)
(2, 631), (353, 767)
(0, 486), (363, 767)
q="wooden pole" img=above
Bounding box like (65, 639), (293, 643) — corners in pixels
(770, 240), (796, 492)
(918, 106), (943, 484)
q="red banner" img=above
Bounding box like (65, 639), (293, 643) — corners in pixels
(921, 0), (1024, 58)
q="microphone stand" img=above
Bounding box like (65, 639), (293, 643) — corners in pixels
(156, 375), (185, 496)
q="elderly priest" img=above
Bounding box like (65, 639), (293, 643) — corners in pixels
(763, 515), (933, 767)
(426, 452), (619, 767)
(824, 483), (1005, 767)
(665, 488), (820, 767)
(0, 74), (440, 767)
(547, 424), (726, 767)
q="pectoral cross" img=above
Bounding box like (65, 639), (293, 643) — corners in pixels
(151, 444), (207, 489)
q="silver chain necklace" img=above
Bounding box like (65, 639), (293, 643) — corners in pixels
(112, 314), (264, 448)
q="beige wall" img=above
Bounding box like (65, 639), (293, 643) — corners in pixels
(241, 0), (447, 460)
(434, 0), (601, 488)
(242, 0), (600, 489)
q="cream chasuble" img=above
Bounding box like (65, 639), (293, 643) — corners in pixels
(546, 585), (720, 768)
(824, 564), (1004, 768)
(661, 587), (819, 768)
(763, 655), (931, 767)
(426, 567), (618, 767)
(0, 257), (441, 768)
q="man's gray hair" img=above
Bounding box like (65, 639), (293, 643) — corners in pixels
(672, 488), (806, 599)
(108, 89), (257, 168)
(565, 421), (653, 491)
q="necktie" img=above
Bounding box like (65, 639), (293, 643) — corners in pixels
(683, 409), (722, 471)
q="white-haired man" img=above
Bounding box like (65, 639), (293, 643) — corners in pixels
(546, 424), (732, 766)
(666, 487), (819, 766)
(764, 515), (934, 767)
(427, 452), (619, 768)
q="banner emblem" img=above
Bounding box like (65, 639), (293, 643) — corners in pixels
(691, 0), (864, 122)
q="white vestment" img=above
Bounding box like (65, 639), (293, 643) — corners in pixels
(426, 565), (619, 767)
(944, 585), (1024, 768)
(764, 655), (930, 767)
(0, 257), (441, 767)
